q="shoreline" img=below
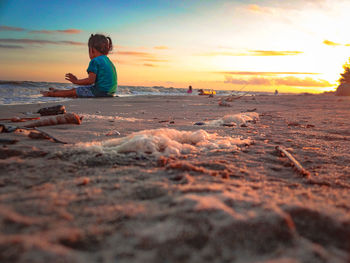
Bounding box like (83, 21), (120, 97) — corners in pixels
(1, 94), (349, 262)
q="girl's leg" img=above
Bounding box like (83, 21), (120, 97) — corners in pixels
(41, 88), (77, 98)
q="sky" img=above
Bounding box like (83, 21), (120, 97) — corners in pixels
(0, 0), (349, 93)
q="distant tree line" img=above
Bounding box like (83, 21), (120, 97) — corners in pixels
(336, 59), (350, 96)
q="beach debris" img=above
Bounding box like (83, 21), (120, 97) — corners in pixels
(306, 124), (315, 128)
(77, 177), (90, 186)
(208, 112), (259, 127)
(0, 138), (18, 145)
(222, 123), (236, 127)
(275, 145), (310, 177)
(218, 100), (232, 107)
(287, 122), (301, 127)
(73, 128), (253, 157)
(0, 117), (40, 122)
(37, 105), (66, 116)
(225, 94), (245, 102)
(245, 108), (257, 112)
(28, 128), (67, 144)
(24, 113), (82, 128)
(105, 130), (121, 136)
(194, 122), (206, 126)
(0, 124), (18, 133)
(1, 123), (67, 143)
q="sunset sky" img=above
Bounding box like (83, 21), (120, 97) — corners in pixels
(0, 0), (349, 93)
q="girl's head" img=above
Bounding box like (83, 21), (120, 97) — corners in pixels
(88, 34), (113, 58)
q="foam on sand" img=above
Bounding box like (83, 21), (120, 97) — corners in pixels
(74, 128), (253, 157)
(208, 112), (259, 126)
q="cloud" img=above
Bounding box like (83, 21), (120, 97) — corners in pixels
(143, 58), (169, 62)
(275, 76), (331, 87)
(201, 50), (303, 56)
(0, 25), (25, 31)
(246, 4), (273, 14)
(154, 46), (169, 50)
(29, 29), (82, 34)
(143, 63), (157, 67)
(323, 40), (350, 47)
(251, 50), (303, 56)
(117, 51), (154, 57)
(217, 71), (318, 76)
(224, 76), (331, 87)
(0, 44), (23, 49)
(323, 40), (341, 46)
(116, 49), (169, 65)
(0, 25), (81, 34)
(0, 38), (84, 46)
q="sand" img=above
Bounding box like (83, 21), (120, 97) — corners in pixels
(0, 94), (349, 263)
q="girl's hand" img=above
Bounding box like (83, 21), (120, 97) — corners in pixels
(65, 73), (78, 84)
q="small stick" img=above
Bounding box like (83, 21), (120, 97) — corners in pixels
(33, 128), (67, 144)
(275, 145), (310, 177)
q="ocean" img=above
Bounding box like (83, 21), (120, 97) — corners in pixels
(0, 80), (271, 105)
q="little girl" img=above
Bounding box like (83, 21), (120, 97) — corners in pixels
(42, 34), (117, 97)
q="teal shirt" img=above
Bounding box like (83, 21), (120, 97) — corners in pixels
(87, 55), (117, 96)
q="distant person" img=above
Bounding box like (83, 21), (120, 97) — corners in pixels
(274, 89), (278, 96)
(187, 85), (193, 94)
(41, 34), (117, 98)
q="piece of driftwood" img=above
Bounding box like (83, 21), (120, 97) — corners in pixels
(0, 117), (40, 122)
(30, 128), (67, 144)
(24, 113), (82, 128)
(275, 145), (310, 177)
(37, 105), (66, 116)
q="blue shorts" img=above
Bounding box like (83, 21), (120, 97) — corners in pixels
(76, 85), (95, 98)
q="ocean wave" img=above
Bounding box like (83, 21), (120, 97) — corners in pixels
(0, 80), (237, 105)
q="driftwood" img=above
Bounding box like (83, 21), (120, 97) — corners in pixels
(29, 128), (67, 144)
(275, 145), (310, 177)
(24, 113), (82, 128)
(0, 124), (67, 144)
(0, 117), (40, 122)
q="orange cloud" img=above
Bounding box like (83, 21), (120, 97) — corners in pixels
(0, 25), (81, 34)
(224, 76), (331, 87)
(143, 58), (169, 62)
(201, 50), (302, 56)
(246, 4), (273, 14)
(154, 46), (169, 50)
(251, 50), (302, 56)
(217, 71), (319, 76)
(0, 25), (25, 31)
(117, 51), (154, 57)
(30, 29), (82, 34)
(323, 40), (341, 46)
(275, 76), (331, 87)
(0, 38), (84, 46)
(143, 63), (157, 67)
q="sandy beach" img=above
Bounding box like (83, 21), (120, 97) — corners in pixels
(0, 94), (349, 263)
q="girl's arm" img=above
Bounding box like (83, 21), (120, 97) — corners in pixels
(65, 72), (96, 85)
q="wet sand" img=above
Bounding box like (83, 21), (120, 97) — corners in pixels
(0, 94), (349, 263)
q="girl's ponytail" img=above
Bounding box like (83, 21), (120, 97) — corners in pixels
(107, 37), (113, 52)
